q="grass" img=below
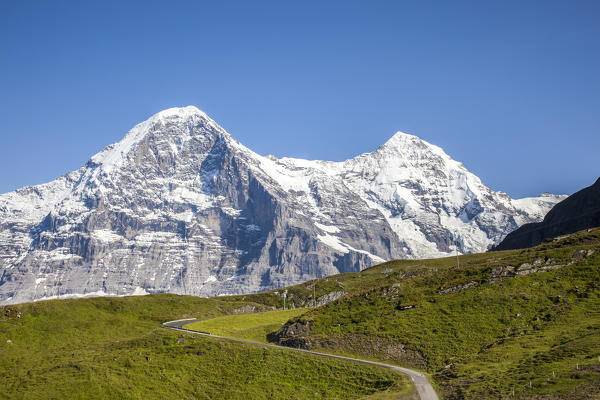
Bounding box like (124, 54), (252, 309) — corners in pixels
(0, 295), (410, 399)
(182, 308), (417, 399)
(271, 228), (600, 399)
(2, 228), (599, 399)
(184, 308), (306, 343)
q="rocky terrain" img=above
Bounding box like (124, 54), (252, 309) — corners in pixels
(0, 106), (565, 304)
(494, 177), (600, 250)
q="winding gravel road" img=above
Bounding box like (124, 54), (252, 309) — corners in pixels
(163, 319), (439, 400)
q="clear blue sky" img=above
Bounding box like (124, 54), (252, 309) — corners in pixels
(1, 1), (598, 198)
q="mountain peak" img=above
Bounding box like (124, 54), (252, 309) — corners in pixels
(376, 130), (452, 162)
(390, 130), (420, 140)
(378, 131), (432, 152)
(0, 109), (566, 304)
(90, 106), (222, 172)
(152, 105), (208, 120)
(148, 106), (221, 131)
(383, 131), (422, 146)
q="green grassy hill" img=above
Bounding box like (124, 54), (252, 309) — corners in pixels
(1, 228), (599, 399)
(265, 228), (600, 399)
(184, 308), (306, 343)
(0, 292), (410, 399)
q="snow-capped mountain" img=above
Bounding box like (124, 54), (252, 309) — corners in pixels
(0, 106), (565, 304)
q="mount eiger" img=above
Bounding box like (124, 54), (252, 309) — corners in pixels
(0, 107), (564, 304)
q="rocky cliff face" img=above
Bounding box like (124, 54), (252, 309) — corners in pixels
(493, 177), (600, 251)
(0, 106), (565, 304)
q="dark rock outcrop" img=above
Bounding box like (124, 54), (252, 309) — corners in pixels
(493, 178), (600, 251)
(269, 319), (313, 349)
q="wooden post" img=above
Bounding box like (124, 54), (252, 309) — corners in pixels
(456, 242), (460, 268)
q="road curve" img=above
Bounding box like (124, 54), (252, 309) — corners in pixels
(163, 319), (439, 400)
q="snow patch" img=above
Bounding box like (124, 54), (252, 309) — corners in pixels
(90, 106), (223, 175)
(317, 234), (349, 254)
(92, 229), (123, 243)
(131, 286), (149, 296)
(314, 222), (340, 234)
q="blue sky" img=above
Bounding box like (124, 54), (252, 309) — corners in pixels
(0, 1), (598, 198)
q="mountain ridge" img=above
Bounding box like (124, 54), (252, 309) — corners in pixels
(0, 106), (565, 304)
(494, 177), (600, 250)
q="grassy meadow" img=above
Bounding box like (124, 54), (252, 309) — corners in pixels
(2, 228), (599, 399)
(269, 228), (600, 399)
(184, 308), (306, 343)
(0, 294), (411, 399)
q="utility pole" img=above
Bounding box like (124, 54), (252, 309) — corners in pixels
(313, 282), (316, 307)
(283, 290), (287, 310)
(456, 241), (460, 268)
(56, 272), (61, 299)
(181, 267), (187, 295)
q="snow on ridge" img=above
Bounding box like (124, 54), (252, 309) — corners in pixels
(314, 222), (341, 234)
(382, 130), (421, 145)
(243, 126), (560, 258)
(511, 193), (568, 224)
(90, 106), (222, 173)
(0, 105), (566, 305)
(91, 229), (124, 243)
(31, 286), (150, 303)
(372, 130), (464, 172)
(317, 233), (386, 263)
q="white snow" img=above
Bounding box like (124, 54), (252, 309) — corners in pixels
(314, 222), (341, 234)
(511, 194), (567, 225)
(34, 290), (112, 302)
(92, 229), (123, 243)
(221, 207), (242, 217)
(317, 233), (386, 264)
(33, 287), (151, 303)
(131, 286), (149, 296)
(91, 106), (220, 174)
(317, 234), (349, 254)
(257, 156), (312, 192)
(344, 244), (386, 264)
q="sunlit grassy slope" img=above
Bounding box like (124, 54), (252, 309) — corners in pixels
(2, 228), (599, 399)
(184, 308), (306, 342)
(178, 228), (599, 399)
(0, 295), (410, 399)
(263, 228), (600, 399)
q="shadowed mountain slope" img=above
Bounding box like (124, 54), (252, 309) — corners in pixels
(494, 177), (600, 251)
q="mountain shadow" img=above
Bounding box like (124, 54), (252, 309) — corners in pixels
(493, 177), (600, 251)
